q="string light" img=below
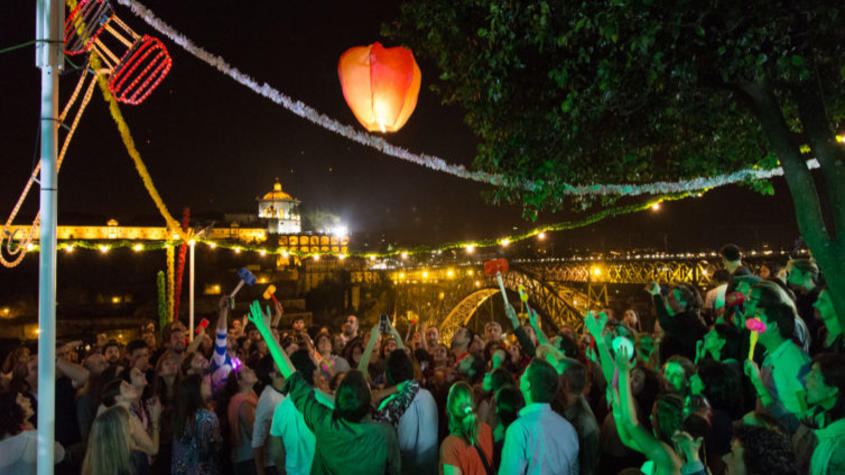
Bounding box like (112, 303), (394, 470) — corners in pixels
(234, 247), (241, 254)
(651, 203), (661, 211)
(337, 253), (345, 260)
(133, 243), (143, 252)
(26, 243), (35, 251)
(538, 232), (546, 240)
(259, 249), (267, 256)
(501, 238), (510, 247)
(465, 245), (475, 254)
(422, 271), (429, 279)
(400, 252), (408, 259)
(65, 246), (74, 253)
(313, 254), (320, 261)
(99, 245), (110, 253)
(446, 269), (454, 278)
(208, 242), (216, 249)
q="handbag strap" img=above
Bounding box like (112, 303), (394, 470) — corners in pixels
(473, 443), (493, 475)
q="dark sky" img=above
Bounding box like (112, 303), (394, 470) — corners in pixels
(0, 0), (803, 253)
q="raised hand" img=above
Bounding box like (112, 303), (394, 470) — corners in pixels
(528, 308), (540, 328)
(614, 344), (632, 372)
(248, 300), (266, 327)
(743, 359), (763, 386)
(584, 311), (608, 339)
(671, 430), (703, 462)
(504, 302), (520, 328)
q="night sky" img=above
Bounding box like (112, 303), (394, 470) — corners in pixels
(0, 0), (803, 254)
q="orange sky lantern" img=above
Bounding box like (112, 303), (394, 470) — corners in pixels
(338, 42), (421, 133)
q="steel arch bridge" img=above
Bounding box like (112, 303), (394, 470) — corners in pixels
(391, 264), (593, 341)
(354, 251), (793, 339)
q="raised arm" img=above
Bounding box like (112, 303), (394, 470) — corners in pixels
(248, 300), (294, 378)
(358, 326), (380, 375)
(527, 308), (550, 347)
(614, 347), (680, 472)
(386, 318), (405, 350)
(505, 303), (536, 357)
(584, 311), (615, 386)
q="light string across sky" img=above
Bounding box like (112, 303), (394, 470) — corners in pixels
(115, 0), (824, 198)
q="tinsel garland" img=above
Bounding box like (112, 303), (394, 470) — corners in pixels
(156, 270), (167, 333)
(166, 245), (175, 322)
(116, 0), (822, 198)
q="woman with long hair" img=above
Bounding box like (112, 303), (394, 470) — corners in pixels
(215, 365), (258, 474)
(439, 381), (495, 474)
(0, 390), (65, 474)
(172, 374), (221, 475)
(82, 406), (133, 475)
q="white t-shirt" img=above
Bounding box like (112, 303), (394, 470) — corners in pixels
(0, 430), (65, 475)
(252, 385), (285, 468)
(270, 397), (316, 475)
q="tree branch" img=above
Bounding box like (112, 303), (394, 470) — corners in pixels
(739, 81), (830, 245)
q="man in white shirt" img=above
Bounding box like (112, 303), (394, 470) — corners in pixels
(375, 349), (438, 474)
(253, 355), (285, 475)
(499, 358), (579, 475)
(269, 349), (320, 475)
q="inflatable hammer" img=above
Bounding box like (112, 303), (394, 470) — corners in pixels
(745, 318), (767, 361)
(484, 258), (509, 305)
(262, 285), (282, 310)
(195, 318), (209, 335)
(230, 267), (256, 298)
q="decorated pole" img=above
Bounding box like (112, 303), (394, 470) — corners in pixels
(36, 0), (63, 473)
(173, 208), (189, 322)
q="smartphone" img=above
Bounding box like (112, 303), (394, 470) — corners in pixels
(379, 314), (389, 333)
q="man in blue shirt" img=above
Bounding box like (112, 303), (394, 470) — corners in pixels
(499, 358), (579, 474)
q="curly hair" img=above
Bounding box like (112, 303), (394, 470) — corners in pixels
(732, 423), (797, 475)
(696, 359), (743, 417)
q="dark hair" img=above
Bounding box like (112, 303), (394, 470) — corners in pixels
(653, 393), (684, 444)
(731, 423), (798, 474)
(561, 358), (587, 395)
(671, 283), (703, 313)
(457, 353), (485, 385)
(525, 359), (559, 403)
(813, 353), (845, 420)
(289, 349), (316, 386)
(665, 355), (696, 381)
(713, 323), (743, 361)
(696, 359), (743, 417)
(173, 374), (207, 440)
(486, 367), (513, 394)
(713, 268), (732, 284)
(0, 391), (25, 438)
(482, 341), (502, 364)
(789, 259), (820, 284)
(556, 333), (579, 359)
(386, 349), (414, 385)
(494, 384), (524, 430)
(101, 379), (124, 407)
(125, 339), (148, 357)
(255, 354), (279, 388)
(102, 340), (121, 355)
(720, 244), (741, 262)
(334, 370), (371, 422)
(752, 283), (796, 339)
(342, 336), (364, 366)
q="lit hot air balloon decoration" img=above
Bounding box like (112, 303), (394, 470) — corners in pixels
(337, 42), (421, 133)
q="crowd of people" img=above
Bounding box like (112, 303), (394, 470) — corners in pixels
(0, 243), (843, 474)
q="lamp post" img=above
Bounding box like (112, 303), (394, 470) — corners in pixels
(35, 0), (63, 473)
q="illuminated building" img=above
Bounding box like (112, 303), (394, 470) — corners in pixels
(258, 179), (301, 234)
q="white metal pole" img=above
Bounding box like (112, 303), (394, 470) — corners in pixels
(189, 241), (195, 340)
(35, 1), (62, 474)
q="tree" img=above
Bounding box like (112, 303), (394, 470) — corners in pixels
(390, 0), (845, 328)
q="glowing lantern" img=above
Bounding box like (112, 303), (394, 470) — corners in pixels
(338, 42), (421, 133)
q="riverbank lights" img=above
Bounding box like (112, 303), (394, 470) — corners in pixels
(651, 203), (661, 211)
(338, 42), (421, 133)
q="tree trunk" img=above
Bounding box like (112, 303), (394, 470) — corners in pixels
(742, 82), (845, 334)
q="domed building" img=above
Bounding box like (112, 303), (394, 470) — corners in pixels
(258, 179), (301, 234)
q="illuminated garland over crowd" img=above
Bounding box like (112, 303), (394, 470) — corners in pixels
(116, 0), (828, 198)
(20, 191), (693, 260)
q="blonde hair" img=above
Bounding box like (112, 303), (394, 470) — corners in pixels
(82, 406), (133, 475)
(447, 381), (479, 445)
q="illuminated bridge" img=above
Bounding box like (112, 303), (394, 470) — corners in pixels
(349, 249), (798, 339)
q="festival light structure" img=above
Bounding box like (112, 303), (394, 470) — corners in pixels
(65, 0), (172, 105)
(338, 42), (421, 133)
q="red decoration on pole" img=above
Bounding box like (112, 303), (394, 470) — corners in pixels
(173, 208), (189, 320)
(64, 0), (115, 55)
(337, 42), (421, 133)
(109, 35), (172, 105)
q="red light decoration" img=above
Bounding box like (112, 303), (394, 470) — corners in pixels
(64, 0), (115, 56)
(108, 35), (172, 105)
(337, 42), (421, 133)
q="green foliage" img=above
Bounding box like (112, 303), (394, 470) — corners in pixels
(389, 0), (845, 217)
